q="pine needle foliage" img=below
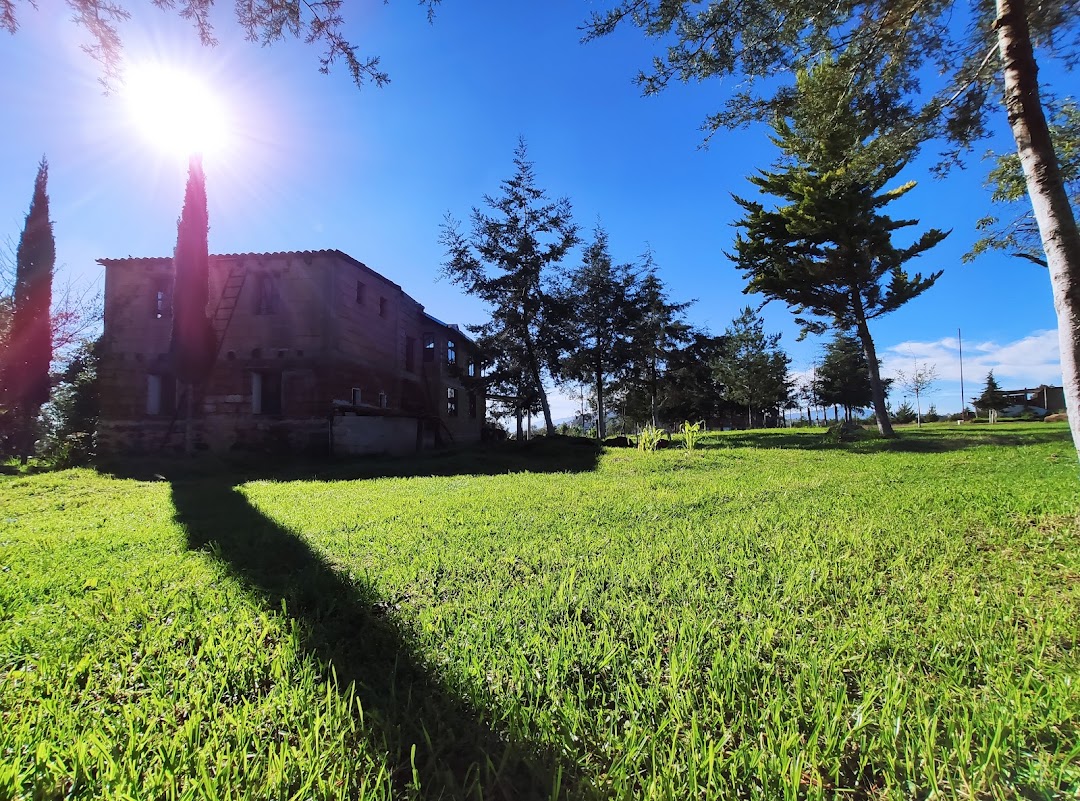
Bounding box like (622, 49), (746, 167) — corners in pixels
(440, 139), (578, 437)
(731, 60), (947, 436)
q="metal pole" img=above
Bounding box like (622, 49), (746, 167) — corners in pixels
(958, 328), (965, 420)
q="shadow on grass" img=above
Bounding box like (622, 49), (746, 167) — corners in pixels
(97, 435), (602, 484)
(105, 438), (601, 800)
(705, 426), (1073, 454)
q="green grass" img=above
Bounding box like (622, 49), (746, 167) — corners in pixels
(1, 424), (1078, 799)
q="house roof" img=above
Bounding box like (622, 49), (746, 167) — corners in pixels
(97, 248), (476, 344)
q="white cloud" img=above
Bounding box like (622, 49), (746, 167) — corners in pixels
(881, 329), (1061, 387)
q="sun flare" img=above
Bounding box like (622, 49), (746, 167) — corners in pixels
(124, 64), (229, 158)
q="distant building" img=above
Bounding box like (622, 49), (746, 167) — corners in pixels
(97, 250), (484, 455)
(997, 384), (1066, 416)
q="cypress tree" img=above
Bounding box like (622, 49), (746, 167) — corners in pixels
(3, 158), (55, 460)
(169, 155), (216, 452)
(170, 155), (216, 387)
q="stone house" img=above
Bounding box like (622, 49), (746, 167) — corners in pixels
(96, 249), (484, 455)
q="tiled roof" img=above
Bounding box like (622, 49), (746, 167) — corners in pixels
(97, 249), (351, 266)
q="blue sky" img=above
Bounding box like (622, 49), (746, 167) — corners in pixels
(0, 1), (1068, 418)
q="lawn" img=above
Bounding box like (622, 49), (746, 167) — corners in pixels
(1, 424), (1078, 799)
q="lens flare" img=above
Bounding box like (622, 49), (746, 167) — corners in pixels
(124, 63), (228, 157)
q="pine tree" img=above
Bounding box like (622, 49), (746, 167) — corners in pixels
(2, 158), (55, 461)
(560, 225), (639, 439)
(731, 60), (946, 437)
(816, 333), (875, 421)
(617, 263), (692, 428)
(714, 307), (791, 429)
(440, 140), (578, 436)
(973, 371), (1010, 423)
(170, 156), (217, 451)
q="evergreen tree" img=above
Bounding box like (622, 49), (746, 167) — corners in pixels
(170, 156), (217, 452)
(714, 307), (792, 429)
(816, 333), (875, 421)
(2, 158), (54, 460)
(731, 60), (946, 437)
(560, 225), (638, 439)
(617, 262), (692, 428)
(973, 371), (1010, 422)
(657, 331), (729, 426)
(441, 140), (578, 436)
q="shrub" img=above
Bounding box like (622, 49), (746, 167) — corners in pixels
(38, 340), (100, 467)
(891, 401), (917, 424)
(680, 420), (703, 450)
(637, 424), (665, 452)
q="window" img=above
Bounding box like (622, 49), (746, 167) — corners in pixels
(351, 387), (362, 406)
(468, 392), (477, 419)
(405, 336), (416, 372)
(447, 339), (457, 366)
(423, 333), (435, 363)
(379, 297), (388, 317)
(447, 387), (458, 417)
(146, 373), (175, 416)
(151, 280), (169, 319)
(355, 281), (365, 305)
(255, 273), (279, 315)
(467, 358), (477, 378)
(378, 391), (388, 409)
(252, 371), (282, 415)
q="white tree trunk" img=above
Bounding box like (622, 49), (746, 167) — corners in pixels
(996, 0), (1080, 463)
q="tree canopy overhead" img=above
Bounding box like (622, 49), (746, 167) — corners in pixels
(1, 0), (441, 88)
(584, 0), (1076, 145)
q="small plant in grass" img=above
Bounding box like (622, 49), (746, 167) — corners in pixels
(681, 420), (703, 450)
(637, 424), (664, 451)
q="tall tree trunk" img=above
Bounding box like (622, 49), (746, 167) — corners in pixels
(595, 369), (606, 439)
(996, 0), (1080, 462)
(522, 335), (555, 436)
(853, 315), (895, 437)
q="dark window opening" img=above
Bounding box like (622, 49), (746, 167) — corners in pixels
(423, 333), (435, 363)
(447, 387), (458, 417)
(379, 297), (388, 317)
(253, 371), (282, 415)
(146, 373), (176, 416)
(447, 339), (457, 366)
(356, 281), (365, 305)
(468, 392), (477, 419)
(405, 336), (416, 372)
(351, 387), (362, 406)
(255, 273), (279, 315)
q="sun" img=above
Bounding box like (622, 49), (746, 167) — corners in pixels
(124, 63), (229, 158)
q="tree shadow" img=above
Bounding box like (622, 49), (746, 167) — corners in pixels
(102, 439), (602, 799)
(98, 435), (602, 484)
(703, 426), (1073, 454)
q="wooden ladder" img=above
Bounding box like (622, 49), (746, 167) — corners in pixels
(211, 260), (248, 356)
